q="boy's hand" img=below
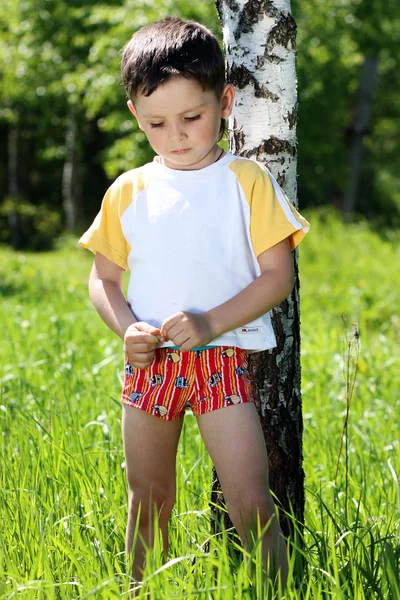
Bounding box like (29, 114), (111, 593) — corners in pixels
(161, 312), (215, 352)
(124, 322), (164, 369)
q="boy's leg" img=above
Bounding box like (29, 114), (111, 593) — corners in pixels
(122, 405), (184, 581)
(196, 403), (288, 587)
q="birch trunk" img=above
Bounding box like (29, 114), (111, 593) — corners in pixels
(62, 108), (78, 231)
(8, 124), (21, 249)
(212, 0), (304, 541)
(343, 57), (378, 219)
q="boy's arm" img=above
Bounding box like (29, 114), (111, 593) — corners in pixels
(161, 238), (294, 351)
(89, 252), (136, 339)
(208, 237), (294, 337)
(89, 253), (162, 368)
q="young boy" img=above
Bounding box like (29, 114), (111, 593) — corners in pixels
(79, 16), (310, 587)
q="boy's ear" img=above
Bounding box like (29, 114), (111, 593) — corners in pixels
(220, 84), (235, 119)
(127, 100), (143, 130)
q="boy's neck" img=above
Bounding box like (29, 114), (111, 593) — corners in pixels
(158, 147), (226, 171)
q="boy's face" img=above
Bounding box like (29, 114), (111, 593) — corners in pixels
(128, 76), (234, 170)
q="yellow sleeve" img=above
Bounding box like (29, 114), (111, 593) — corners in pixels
(250, 164), (310, 256)
(78, 172), (135, 271)
(230, 159), (310, 257)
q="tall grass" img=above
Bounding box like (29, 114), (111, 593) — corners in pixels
(1, 209), (399, 598)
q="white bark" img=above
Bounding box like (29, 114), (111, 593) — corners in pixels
(214, 0), (304, 535)
(219, 0), (298, 200)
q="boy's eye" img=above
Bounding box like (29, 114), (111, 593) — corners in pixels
(149, 115), (200, 128)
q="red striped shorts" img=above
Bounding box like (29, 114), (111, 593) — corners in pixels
(121, 346), (255, 421)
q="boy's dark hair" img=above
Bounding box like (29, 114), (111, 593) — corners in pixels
(121, 17), (228, 140)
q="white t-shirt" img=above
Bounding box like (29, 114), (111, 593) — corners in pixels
(79, 152), (310, 351)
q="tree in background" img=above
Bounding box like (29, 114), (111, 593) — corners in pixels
(213, 0), (304, 542)
(0, 0), (219, 246)
(293, 0), (400, 221)
(1, 0), (399, 242)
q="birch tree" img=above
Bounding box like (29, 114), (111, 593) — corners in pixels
(213, 0), (304, 539)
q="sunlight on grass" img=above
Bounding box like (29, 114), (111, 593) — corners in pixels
(1, 209), (399, 598)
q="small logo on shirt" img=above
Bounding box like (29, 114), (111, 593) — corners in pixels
(239, 326), (262, 334)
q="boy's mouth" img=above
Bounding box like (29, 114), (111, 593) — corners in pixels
(171, 149), (191, 155)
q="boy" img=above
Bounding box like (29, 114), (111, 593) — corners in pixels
(79, 16), (310, 588)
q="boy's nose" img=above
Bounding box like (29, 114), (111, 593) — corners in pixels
(169, 124), (187, 142)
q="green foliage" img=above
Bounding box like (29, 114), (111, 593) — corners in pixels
(293, 0), (400, 220)
(0, 212), (399, 597)
(0, 197), (63, 251)
(0, 0), (399, 240)
(0, 0), (220, 226)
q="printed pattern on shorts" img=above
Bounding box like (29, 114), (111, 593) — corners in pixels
(121, 347), (255, 420)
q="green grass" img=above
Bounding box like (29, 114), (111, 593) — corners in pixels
(1, 208), (399, 599)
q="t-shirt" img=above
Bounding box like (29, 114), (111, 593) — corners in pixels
(79, 152), (310, 351)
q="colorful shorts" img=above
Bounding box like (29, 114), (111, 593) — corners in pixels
(121, 346), (255, 420)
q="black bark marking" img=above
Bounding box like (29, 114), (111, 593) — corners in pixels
(255, 84), (279, 101)
(228, 63), (279, 100)
(232, 117), (245, 151)
(236, 0), (280, 38)
(260, 136), (296, 156)
(227, 63), (253, 88)
(264, 53), (285, 64)
(241, 136), (296, 159)
(286, 103), (298, 130)
(218, 0), (295, 50)
(277, 171), (286, 187)
(267, 13), (297, 51)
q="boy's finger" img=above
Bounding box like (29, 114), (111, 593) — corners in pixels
(179, 341), (193, 353)
(134, 322), (161, 334)
(161, 320), (182, 340)
(161, 312), (182, 334)
(125, 332), (159, 346)
(173, 332), (191, 349)
(126, 352), (155, 368)
(146, 328), (166, 343)
(160, 321), (170, 338)
(125, 342), (158, 353)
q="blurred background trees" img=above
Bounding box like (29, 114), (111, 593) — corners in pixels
(1, 0), (399, 249)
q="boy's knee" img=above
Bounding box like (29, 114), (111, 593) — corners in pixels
(128, 482), (176, 520)
(228, 490), (277, 529)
